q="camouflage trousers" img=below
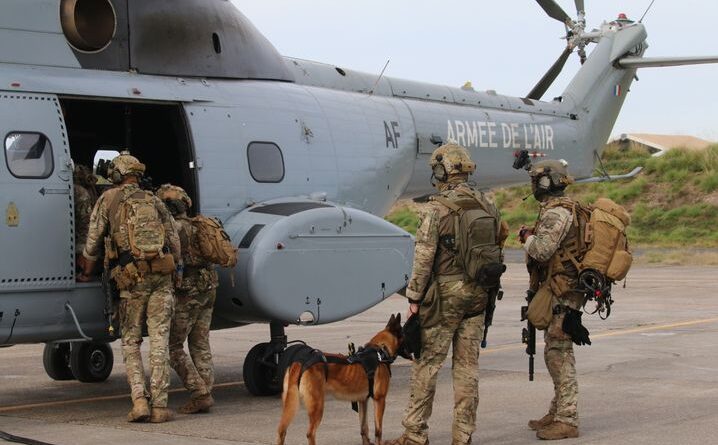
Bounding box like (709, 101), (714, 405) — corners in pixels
(402, 280), (486, 445)
(169, 289), (216, 398)
(543, 311), (578, 427)
(119, 273), (174, 408)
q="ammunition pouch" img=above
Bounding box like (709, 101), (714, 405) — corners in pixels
(111, 262), (140, 291)
(135, 255), (176, 276)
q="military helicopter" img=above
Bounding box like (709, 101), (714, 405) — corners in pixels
(1, 0), (716, 395)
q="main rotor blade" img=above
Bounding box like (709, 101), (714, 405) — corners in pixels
(535, 0), (571, 25)
(526, 46), (573, 101)
(617, 56), (718, 69)
(575, 0), (585, 16)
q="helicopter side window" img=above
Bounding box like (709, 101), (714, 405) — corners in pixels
(4, 132), (54, 179)
(247, 142), (285, 183)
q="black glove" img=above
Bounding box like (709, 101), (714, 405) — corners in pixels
(399, 313), (422, 360)
(562, 308), (591, 346)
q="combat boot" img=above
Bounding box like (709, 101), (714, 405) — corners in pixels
(126, 398), (150, 423)
(537, 421), (579, 440)
(384, 435), (429, 445)
(528, 413), (554, 431)
(179, 394), (214, 414)
(149, 407), (175, 423)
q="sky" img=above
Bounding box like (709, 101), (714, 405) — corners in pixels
(233, 0), (718, 142)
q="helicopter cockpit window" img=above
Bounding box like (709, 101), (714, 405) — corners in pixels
(4, 132), (54, 179)
(247, 142), (285, 183)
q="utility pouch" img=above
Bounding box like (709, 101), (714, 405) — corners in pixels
(527, 283), (554, 330)
(150, 254), (176, 275)
(111, 262), (140, 291)
(419, 281), (442, 329)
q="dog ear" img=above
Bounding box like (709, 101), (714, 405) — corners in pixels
(396, 312), (402, 325)
(386, 313), (396, 329)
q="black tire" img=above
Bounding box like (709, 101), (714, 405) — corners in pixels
(43, 343), (74, 381)
(69, 342), (114, 383)
(243, 342), (281, 396)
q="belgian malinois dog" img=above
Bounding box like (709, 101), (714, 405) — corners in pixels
(276, 313), (404, 445)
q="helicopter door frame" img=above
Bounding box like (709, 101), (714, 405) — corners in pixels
(0, 92), (75, 292)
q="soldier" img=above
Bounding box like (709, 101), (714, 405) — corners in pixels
(388, 143), (507, 445)
(73, 164), (97, 274)
(157, 184), (218, 414)
(518, 159), (584, 440)
(78, 153), (181, 424)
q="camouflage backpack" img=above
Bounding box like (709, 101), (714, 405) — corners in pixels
(433, 188), (506, 287)
(110, 188), (166, 260)
(191, 215), (237, 268)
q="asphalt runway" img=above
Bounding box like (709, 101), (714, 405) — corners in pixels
(1, 264), (717, 445)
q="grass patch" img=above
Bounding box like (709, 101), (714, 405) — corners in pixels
(386, 207), (420, 235)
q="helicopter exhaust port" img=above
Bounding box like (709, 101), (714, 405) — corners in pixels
(60, 0), (117, 53)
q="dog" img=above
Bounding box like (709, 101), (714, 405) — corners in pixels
(276, 313), (404, 445)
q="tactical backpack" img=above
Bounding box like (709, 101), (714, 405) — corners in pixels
(111, 188), (166, 261)
(433, 188), (506, 287)
(191, 215), (238, 268)
(580, 198), (632, 281)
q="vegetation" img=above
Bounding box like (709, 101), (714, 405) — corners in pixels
(387, 145), (718, 248)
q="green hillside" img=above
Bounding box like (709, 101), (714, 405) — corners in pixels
(387, 145), (718, 248)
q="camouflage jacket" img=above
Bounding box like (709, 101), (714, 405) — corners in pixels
(524, 197), (573, 264)
(173, 216), (218, 297)
(74, 184), (96, 253)
(83, 183), (180, 264)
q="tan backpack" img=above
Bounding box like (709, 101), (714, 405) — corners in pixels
(191, 215), (238, 268)
(581, 198), (632, 281)
(111, 189), (166, 261)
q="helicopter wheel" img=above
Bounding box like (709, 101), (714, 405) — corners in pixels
(243, 342), (281, 396)
(69, 342), (114, 383)
(43, 342), (74, 381)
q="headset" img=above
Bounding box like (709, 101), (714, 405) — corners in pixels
(107, 161), (123, 184)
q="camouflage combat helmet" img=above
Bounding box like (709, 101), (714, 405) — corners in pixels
(109, 152), (145, 182)
(429, 143), (476, 182)
(529, 159), (574, 197)
(156, 184), (192, 209)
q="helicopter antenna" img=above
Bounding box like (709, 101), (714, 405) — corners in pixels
(639, 0), (657, 23)
(368, 59), (391, 95)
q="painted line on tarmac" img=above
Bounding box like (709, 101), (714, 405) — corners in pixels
(3, 316), (718, 413)
(0, 381), (242, 414)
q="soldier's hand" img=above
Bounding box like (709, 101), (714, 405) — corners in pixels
(77, 272), (92, 282)
(406, 302), (420, 320)
(518, 225), (533, 244)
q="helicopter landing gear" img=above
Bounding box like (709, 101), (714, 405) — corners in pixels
(242, 321), (286, 396)
(70, 342), (114, 383)
(43, 342), (74, 381)
(42, 341), (114, 383)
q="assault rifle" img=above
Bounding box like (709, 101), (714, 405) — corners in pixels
(520, 288), (537, 381)
(481, 286), (503, 348)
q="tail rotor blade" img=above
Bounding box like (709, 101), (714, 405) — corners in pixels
(526, 46), (573, 100)
(535, 0), (572, 25)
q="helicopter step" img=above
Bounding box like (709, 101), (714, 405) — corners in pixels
(43, 341), (114, 383)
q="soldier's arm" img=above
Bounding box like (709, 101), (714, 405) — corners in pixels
(405, 205), (440, 303)
(82, 194), (110, 262)
(155, 197), (182, 264)
(523, 207), (573, 263)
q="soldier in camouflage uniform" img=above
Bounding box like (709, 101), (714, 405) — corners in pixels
(157, 184), (219, 414)
(73, 164), (97, 273)
(519, 159), (582, 440)
(78, 153), (181, 424)
(388, 144), (507, 445)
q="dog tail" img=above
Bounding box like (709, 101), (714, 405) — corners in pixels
(277, 362), (302, 443)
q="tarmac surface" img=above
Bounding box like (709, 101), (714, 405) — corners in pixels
(1, 263), (717, 445)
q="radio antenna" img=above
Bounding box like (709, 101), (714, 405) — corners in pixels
(369, 59), (391, 95)
(639, 0), (657, 23)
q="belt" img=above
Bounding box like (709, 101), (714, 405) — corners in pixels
(435, 274), (463, 284)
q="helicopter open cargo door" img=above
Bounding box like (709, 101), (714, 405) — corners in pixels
(0, 93), (74, 291)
